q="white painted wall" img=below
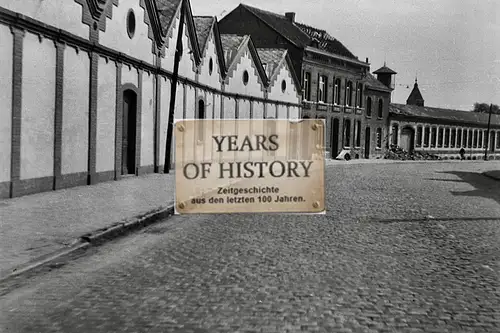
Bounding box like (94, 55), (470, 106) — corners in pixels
(198, 33), (222, 89)
(159, 77), (171, 167)
(99, 0), (155, 65)
(266, 104), (277, 118)
(185, 85), (195, 119)
(96, 57), (116, 173)
(214, 94), (221, 119)
(0, 24), (12, 182)
(20, 33), (56, 180)
(225, 50), (265, 98)
(2, 0), (88, 39)
(61, 46), (89, 175)
(223, 97), (236, 119)
(267, 63), (300, 104)
(204, 91), (214, 119)
(289, 106), (300, 119)
(140, 71), (154, 167)
(174, 83), (184, 120)
(253, 101), (264, 119)
(277, 104), (288, 119)
(239, 99), (250, 119)
(122, 64), (138, 87)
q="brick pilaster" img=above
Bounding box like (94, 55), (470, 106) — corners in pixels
(88, 52), (98, 184)
(53, 41), (65, 190)
(114, 61), (123, 180)
(10, 27), (25, 197)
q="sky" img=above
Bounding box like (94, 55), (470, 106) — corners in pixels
(190, 0), (500, 111)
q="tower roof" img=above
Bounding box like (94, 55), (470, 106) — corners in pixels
(373, 63), (397, 74)
(406, 78), (425, 106)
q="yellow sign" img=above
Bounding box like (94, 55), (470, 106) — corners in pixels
(174, 119), (325, 214)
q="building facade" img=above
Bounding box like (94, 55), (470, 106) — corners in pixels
(389, 80), (500, 160)
(218, 4), (395, 159)
(0, 0), (302, 199)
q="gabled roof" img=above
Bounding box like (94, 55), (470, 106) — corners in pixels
(256, 48), (287, 79)
(365, 73), (392, 92)
(156, 0), (182, 36)
(220, 34), (247, 67)
(239, 4), (311, 47)
(295, 22), (357, 60)
(390, 103), (500, 127)
(219, 33), (268, 87)
(193, 16), (214, 52)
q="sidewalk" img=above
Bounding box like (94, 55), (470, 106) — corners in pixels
(0, 173), (175, 280)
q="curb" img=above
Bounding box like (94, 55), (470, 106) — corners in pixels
(0, 204), (175, 285)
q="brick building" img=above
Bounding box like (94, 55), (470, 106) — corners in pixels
(218, 4), (396, 159)
(0, 0), (302, 199)
(389, 79), (500, 160)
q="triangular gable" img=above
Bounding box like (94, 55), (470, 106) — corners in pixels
(194, 16), (227, 79)
(257, 48), (302, 97)
(220, 34), (268, 89)
(157, 0), (201, 64)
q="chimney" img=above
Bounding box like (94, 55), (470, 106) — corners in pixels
(285, 12), (295, 22)
(366, 57), (369, 63)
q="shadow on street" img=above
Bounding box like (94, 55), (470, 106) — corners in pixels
(436, 171), (500, 205)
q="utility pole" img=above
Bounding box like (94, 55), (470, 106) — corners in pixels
(484, 103), (493, 161)
(163, 0), (185, 173)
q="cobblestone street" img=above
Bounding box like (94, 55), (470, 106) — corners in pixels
(1, 161), (500, 333)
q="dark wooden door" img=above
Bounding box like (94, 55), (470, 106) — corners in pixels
(331, 118), (339, 159)
(122, 90), (137, 175)
(364, 127), (371, 158)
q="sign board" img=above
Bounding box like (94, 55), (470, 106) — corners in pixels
(174, 119), (325, 214)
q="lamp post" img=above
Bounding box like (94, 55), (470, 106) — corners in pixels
(163, 0), (185, 173)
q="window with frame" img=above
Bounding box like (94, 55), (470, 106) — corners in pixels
(318, 75), (327, 103)
(463, 129), (468, 148)
(376, 128), (382, 148)
(345, 81), (352, 106)
(424, 127), (430, 147)
(468, 130), (473, 148)
(344, 119), (351, 147)
(366, 97), (372, 117)
(444, 128), (450, 147)
(473, 130), (477, 148)
(356, 83), (363, 108)
(377, 99), (383, 118)
(497, 131), (500, 149)
(303, 72), (311, 101)
(478, 130), (483, 148)
(451, 128), (456, 147)
(355, 120), (361, 147)
(416, 126), (423, 147)
(334, 78), (341, 105)
(457, 129), (462, 147)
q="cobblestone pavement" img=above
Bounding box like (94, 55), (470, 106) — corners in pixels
(1, 161), (500, 333)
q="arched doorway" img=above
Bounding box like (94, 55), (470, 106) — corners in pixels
(331, 118), (339, 159)
(198, 99), (205, 119)
(364, 127), (371, 158)
(122, 89), (137, 175)
(400, 126), (415, 152)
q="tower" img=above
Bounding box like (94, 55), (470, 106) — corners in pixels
(406, 78), (425, 107)
(373, 62), (397, 90)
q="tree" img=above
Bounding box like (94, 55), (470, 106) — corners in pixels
(473, 103), (500, 114)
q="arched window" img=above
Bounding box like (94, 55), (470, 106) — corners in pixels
(377, 99), (383, 118)
(416, 126), (423, 147)
(366, 97), (372, 117)
(197, 99), (205, 141)
(356, 83), (363, 108)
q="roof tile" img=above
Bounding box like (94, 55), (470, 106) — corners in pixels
(193, 16), (214, 52)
